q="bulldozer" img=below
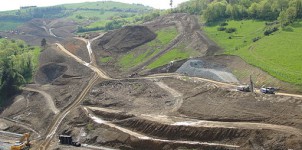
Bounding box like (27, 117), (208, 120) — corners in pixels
(10, 133), (31, 150)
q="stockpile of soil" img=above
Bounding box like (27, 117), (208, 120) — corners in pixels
(92, 26), (156, 52)
(176, 59), (239, 83)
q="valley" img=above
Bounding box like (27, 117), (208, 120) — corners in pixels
(1, 1), (302, 150)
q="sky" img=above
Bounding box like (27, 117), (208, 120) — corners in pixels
(0, 0), (189, 11)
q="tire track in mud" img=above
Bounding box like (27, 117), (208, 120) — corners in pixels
(22, 87), (59, 114)
(154, 81), (183, 112)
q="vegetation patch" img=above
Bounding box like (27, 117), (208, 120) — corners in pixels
(100, 56), (112, 63)
(0, 38), (40, 105)
(118, 26), (178, 69)
(147, 45), (191, 69)
(0, 21), (24, 31)
(204, 20), (302, 84)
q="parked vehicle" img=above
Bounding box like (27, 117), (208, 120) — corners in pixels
(260, 87), (276, 94)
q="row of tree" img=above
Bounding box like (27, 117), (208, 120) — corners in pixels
(175, 0), (302, 25)
(0, 39), (39, 106)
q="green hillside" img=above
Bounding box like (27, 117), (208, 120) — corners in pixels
(204, 20), (302, 85)
(0, 1), (153, 31)
(175, 0), (302, 85)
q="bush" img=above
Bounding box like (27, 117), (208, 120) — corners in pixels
(225, 27), (237, 33)
(252, 37), (261, 42)
(217, 26), (226, 31)
(264, 27), (278, 36)
(220, 22), (228, 26)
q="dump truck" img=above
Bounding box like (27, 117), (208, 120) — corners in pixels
(59, 135), (81, 147)
(10, 133), (31, 150)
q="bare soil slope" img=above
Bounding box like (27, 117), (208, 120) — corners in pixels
(92, 26), (156, 52)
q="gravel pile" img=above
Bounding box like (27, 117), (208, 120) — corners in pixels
(176, 59), (239, 83)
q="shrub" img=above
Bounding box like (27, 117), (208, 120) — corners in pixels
(252, 37), (261, 42)
(217, 26), (226, 31)
(225, 27), (237, 33)
(220, 22), (228, 26)
(264, 27), (278, 36)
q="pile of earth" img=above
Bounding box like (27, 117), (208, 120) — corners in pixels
(92, 26), (156, 52)
(176, 59), (239, 83)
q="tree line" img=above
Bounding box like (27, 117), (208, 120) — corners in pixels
(0, 39), (40, 106)
(175, 0), (302, 25)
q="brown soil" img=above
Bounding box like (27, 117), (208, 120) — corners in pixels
(92, 26), (156, 53)
(62, 38), (90, 63)
(83, 79), (173, 115)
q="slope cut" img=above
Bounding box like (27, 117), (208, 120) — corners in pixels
(35, 63), (67, 84)
(93, 26), (156, 52)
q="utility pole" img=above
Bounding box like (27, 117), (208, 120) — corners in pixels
(250, 75), (254, 93)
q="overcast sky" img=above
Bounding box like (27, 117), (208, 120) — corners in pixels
(0, 0), (189, 11)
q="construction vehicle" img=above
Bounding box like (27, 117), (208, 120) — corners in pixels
(237, 85), (251, 92)
(260, 87), (276, 94)
(10, 133), (31, 150)
(59, 135), (81, 147)
(237, 75), (254, 92)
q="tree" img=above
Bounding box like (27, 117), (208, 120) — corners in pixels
(41, 38), (46, 48)
(170, 0), (173, 9)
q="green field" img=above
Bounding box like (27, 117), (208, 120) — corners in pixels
(62, 1), (151, 10)
(204, 20), (302, 85)
(119, 26), (178, 69)
(0, 21), (24, 31)
(147, 45), (192, 69)
(99, 56), (112, 63)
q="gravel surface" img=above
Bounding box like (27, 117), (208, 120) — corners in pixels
(176, 59), (239, 83)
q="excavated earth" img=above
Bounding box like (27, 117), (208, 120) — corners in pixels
(2, 13), (302, 150)
(91, 13), (222, 78)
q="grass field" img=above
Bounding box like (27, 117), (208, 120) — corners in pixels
(99, 56), (112, 63)
(119, 26), (178, 69)
(147, 45), (192, 69)
(62, 1), (151, 10)
(204, 20), (302, 85)
(0, 21), (24, 31)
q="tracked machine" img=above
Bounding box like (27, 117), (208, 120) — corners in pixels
(10, 133), (31, 150)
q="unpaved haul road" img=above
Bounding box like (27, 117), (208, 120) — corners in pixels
(38, 74), (99, 150)
(22, 87), (59, 114)
(154, 81), (183, 112)
(87, 106), (302, 137)
(56, 43), (111, 80)
(83, 107), (240, 149)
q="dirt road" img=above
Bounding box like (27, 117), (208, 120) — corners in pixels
(56, 43), (111, 80)
(22, 87), (59, 114)
(154, 81), (183, 112)
(83, 107), (240, 149)
(38, 74), (99, 150)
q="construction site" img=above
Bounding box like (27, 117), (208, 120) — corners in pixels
(1, 13), (302, 150)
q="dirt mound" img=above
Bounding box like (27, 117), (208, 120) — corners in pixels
(35, 63), (67, 84)
(92, 26), (156, 52)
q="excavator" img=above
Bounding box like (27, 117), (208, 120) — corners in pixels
(10, 133), (31, 150)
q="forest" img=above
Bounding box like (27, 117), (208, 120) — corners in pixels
(176, 0), (302, 26)
(0, 38), (40, 106)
